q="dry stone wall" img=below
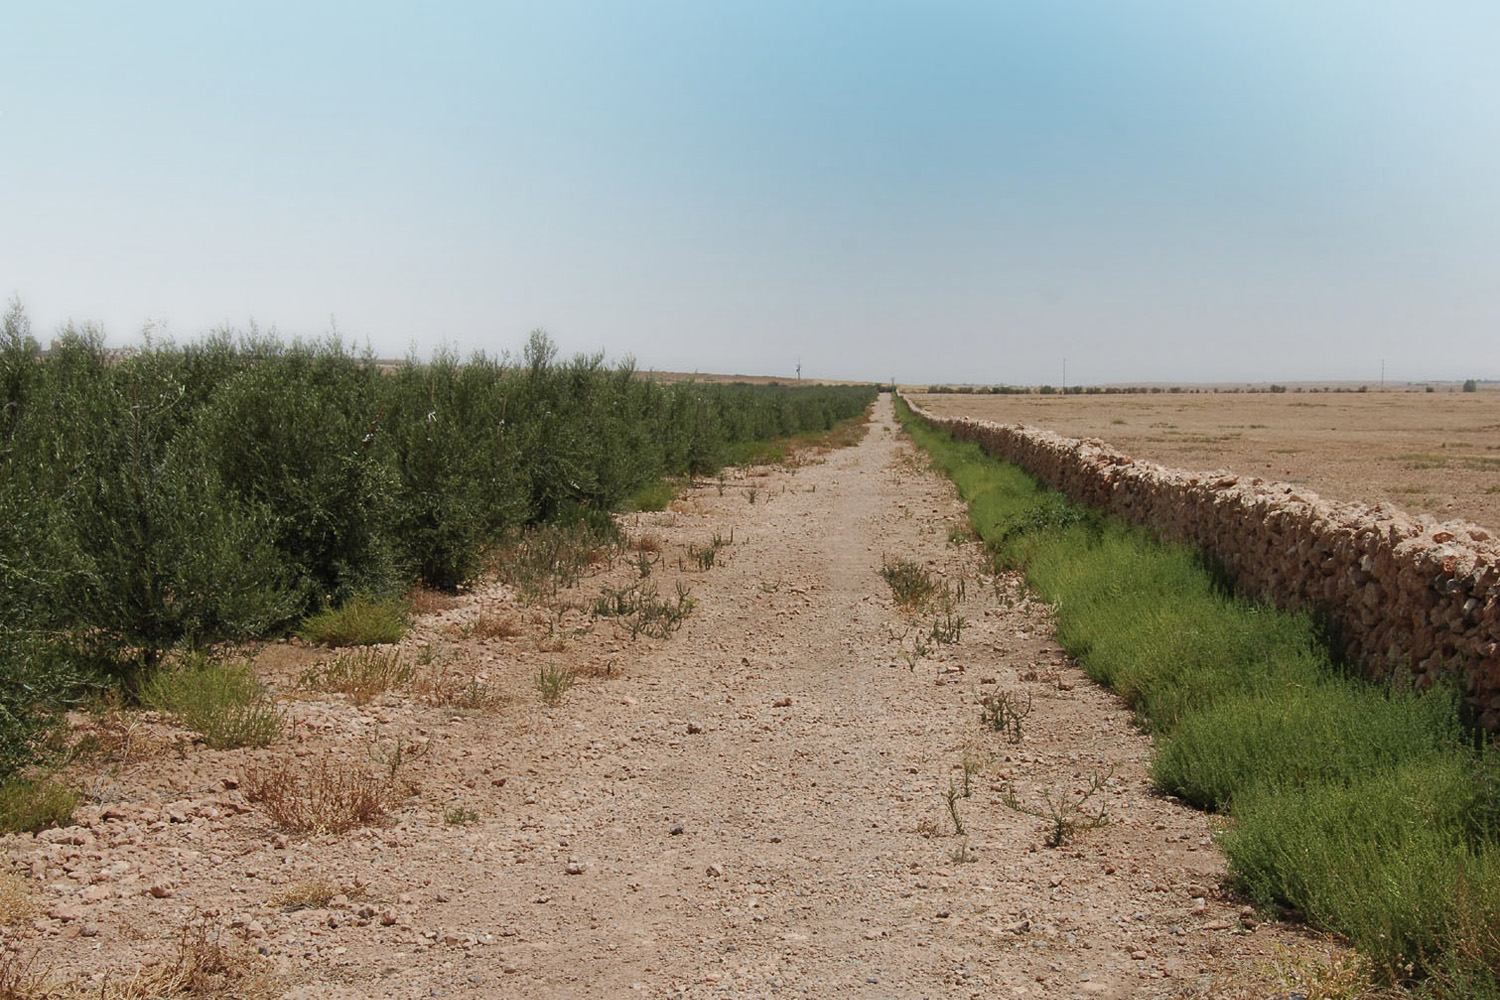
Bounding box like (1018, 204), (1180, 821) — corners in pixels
(902, 395), (1500, 729)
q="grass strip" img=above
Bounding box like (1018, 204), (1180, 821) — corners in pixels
(896, 395), (1500, 996)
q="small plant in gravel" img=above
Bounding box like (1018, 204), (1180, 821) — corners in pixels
(1002, 767), (1115, 848)
(301, 648), (413, 706)
(470, 613), (521, 640)
(298, 595), (410, 646)
(497, 519), (623, 603)
(534, 664), (576, 706)
(980, 688), (1033, 744)
(412, 665), (506, 711)
(688, 542), (717, 571)
(71, 701), (174, 767)
(881, 556), (939, 608)
(270, 876), (345, 910)
(369, 734), (429, 792)
(593, 581), (695, 640)
(443, 805), (479, 826)
(139, 654), (284, 749)
(959, 748), (989, 798)
(1267, 944), (1376, 1000)
(928, 611), (966, 645)
(949, 842), (979, 864)
(0, 948), (48, 998)
(244, 760), (392, 834)
(943, 782), (967, 836)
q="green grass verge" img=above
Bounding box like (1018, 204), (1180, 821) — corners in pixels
(895, 396), (1500, 995)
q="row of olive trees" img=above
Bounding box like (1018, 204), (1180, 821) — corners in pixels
(0, 305), (876, 776)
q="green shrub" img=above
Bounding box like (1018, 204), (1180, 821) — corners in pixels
(297, 595), (409, 647)
(1154, 682), (1467, 811)
(1222, 761), (1500, 982)
(0, 777), (79, 834)
(624, 479), (680, 512)
(139, 654), (284, 749)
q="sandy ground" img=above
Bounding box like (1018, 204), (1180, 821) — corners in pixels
(1, 396), (1338, 999)
(910, 388), (1500, 533)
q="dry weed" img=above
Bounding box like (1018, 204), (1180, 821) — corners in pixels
(300, 648), (412, 706)
(268, 876), (357, 910)
(407, 587), (463, 616)
(0, 949), (51, 999)
(470, 613), (520, 640)
(243, 760), (390, 834)
(71, 701), (174, 767)
(412, 665), (507, 711)
(634, 533), (663, 554)
(1, 913), (281, 1000)
(0, 867), (35, 926)
(1265, 944), (1388, 1000)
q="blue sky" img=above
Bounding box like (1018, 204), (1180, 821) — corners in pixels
(3, 2), (1498, 383)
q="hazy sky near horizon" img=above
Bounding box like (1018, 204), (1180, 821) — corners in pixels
(3, 3), (1498, 384)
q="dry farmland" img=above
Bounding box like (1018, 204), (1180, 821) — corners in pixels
(909, 387), (1500, 532)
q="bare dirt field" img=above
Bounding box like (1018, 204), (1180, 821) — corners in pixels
(910, 388), (1500, 532)
(2, 397), (1339, 999)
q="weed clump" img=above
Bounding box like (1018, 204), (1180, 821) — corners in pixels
(880, 557), (939, 608)
(0, 778), (79, 834)
(0, 867), (34, 925)
(1001, 769), (1114, 848)
(301, 648), (413, 706)
(139, 654), (284, 749)
(534, 664), (576, 706)
(244, 759), (392, 834)
(979, 688), (1032, 744)
(297, 595), (409, 647)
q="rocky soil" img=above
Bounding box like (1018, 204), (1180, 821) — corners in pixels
(1, 396), (1338, 999)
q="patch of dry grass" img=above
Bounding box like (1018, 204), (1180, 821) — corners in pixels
(268, 876), (360, 910)
(0, 913), (281, 999)
(470, 613), (521, 640)
(412, 665), (508, 711)
(0, 868), (35, 926)
(300, 648), (413, 706)
(407, 587), (463, 616)
(243, 760), (392, 834)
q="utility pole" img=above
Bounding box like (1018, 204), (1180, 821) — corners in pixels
(1062, 357), (1067, 390)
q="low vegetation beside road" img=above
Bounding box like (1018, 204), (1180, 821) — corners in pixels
(898, 395), (1500, 998)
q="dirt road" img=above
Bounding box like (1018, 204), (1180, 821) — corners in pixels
(9, 396), (1322, 998)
